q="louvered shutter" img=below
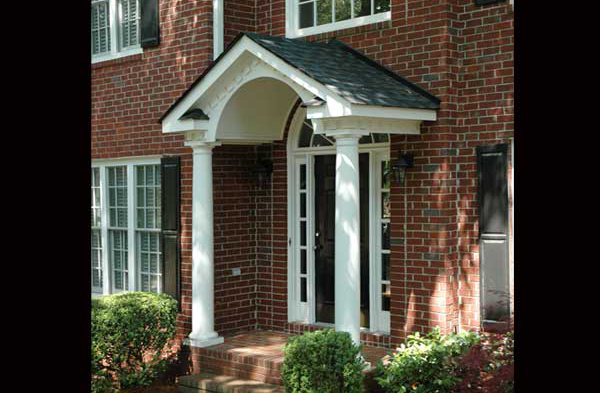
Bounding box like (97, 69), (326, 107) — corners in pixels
(477, 143), (510, 324)
(140, 0), (160, 48)
(161, 156), (180, 307)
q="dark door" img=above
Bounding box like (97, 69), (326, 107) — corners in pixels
(314, 154), (370, 327)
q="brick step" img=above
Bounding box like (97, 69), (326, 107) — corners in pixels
(177, 372), (285, 393)
(198, 351), (283, 385)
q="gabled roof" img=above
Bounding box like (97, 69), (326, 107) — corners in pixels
(159, 32), (440, 123)
(244, 33), (440, 110)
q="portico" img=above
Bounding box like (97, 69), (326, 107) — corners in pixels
(159, 32), (439, 347)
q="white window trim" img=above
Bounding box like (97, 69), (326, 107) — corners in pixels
(286, 107), (391, 334)
(285, 0), (391, 38)
(92, 0), (142, 64)
(92, 157), (161, 296)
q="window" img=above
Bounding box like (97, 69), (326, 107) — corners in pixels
(91, 0), (142, 62)
(287, 0), (391, 38)
(379, 159), (391, 313)
(91, 160), (162, 296)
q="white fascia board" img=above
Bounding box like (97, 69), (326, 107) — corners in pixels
(311, 116), (422, 135)
(307, 103), (436, 122)
(92, 155), (162, 166)
(163, 118), (210, 134)
(349, 104), (437, 121)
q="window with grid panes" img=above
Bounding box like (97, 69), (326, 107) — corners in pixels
(289, 0), (390, 37)
(92, 161), (162, 296)
(91, 168), (103, 293)
(136, 165), (162, 293)
(91, 0), (141, 60)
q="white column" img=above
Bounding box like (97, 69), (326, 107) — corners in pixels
(184, 141), (224, 348)
(332, 134), (362, 345)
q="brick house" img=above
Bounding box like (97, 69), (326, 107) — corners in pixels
(91, 0), (514, 377)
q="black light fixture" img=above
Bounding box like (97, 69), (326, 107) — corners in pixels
(391, 153), (414, 185)
(255, 159), (273, 185)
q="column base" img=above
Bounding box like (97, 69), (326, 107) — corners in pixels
(184, 335), (224, 348)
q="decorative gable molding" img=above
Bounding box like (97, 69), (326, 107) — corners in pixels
(161, 33), (438, 145)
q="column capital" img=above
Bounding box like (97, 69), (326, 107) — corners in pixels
(184, 140), (222, 153)
(326, 132), (364, 144)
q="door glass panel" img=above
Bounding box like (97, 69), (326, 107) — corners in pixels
(382, 222), (390, 250)
(300, 193), (306, 218)
(382, 283), (390, 311)
(300, 164), (306, 190)
(300, 277), (307, 302)
(300, 221), (307, 246)
(382, 253), (390, 281)
(382, 192), (390, 219)
(300, 249), (307, 274)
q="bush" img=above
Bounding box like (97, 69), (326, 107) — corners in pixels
(91, 292), (178, 393)
(375, 327), (480, 393)
(281, 329), (367, 393)
(455, 330), (514, 393)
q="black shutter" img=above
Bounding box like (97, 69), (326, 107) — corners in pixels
(140, 0), (160, 48)
(476, 143), (510, 324)
(161, 156), (180, 308)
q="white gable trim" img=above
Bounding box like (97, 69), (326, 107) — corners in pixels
(161, 34), (438, 144)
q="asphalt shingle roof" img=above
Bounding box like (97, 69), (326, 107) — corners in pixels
(159, 33), (440, 123)
(244, 33), (440, 110)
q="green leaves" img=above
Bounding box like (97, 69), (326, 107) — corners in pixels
(91, 292), (178, 393)
(375, 328), (481, 393)
(281, 329), (366, 393)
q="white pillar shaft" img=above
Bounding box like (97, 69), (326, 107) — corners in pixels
(187, 142), (223, 347)
(333, 135), (361, 345)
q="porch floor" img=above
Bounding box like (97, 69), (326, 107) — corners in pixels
(184, 330), (392, 388)
(208, 330), (389, 367)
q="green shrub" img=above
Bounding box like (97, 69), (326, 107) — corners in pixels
(91, 292), (178, 393)
(375, 327), (480, 393)
(281, 329), (367, 393)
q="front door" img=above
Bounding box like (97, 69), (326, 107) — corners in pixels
(314, 153), (370, 327)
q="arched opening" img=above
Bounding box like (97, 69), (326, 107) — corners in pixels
(215, 77), (305, 144)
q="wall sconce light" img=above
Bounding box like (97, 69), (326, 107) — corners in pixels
(391, 153), (414, 185)
(255, 159), (273, 185)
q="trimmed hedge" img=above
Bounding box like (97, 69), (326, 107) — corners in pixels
(91, 292), (178, 393)
(281, 329), (367, 393)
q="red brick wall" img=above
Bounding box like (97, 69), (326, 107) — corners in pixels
(212, 145), (260, 334)
(224, 0), (257, 48)
(91, 0), (513, 347)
